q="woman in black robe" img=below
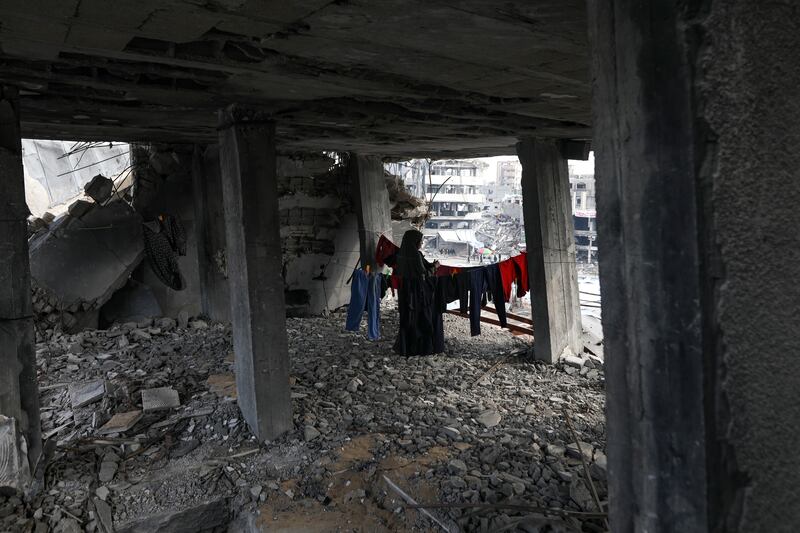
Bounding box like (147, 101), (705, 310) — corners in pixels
(393, 230), (445, 356)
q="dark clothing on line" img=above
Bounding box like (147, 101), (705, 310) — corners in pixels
(435, 273), (461, 312)
(456, 270), (471, 313)
(468, 268), (487, 336)
(485, 263), (508, 328)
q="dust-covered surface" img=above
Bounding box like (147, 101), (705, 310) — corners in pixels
(2, 304), (606, 532)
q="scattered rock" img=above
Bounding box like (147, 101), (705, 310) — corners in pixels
(141, 387), (180, 412)
(69, 380), (105, 408)
(95, 486), (110, 501)
(448, 459), (468, 475)
(304, 426), (321, 442)
(440, 427), (461, 439)
(476, 409), (502, 428)
(561, 354), (585, 368)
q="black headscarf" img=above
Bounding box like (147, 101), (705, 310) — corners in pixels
(395, 230), (427, 280)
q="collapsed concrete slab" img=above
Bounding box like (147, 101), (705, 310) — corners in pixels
(29, 200), (144, 332)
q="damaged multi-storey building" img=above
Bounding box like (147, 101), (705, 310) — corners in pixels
(0, 1), (799, 532)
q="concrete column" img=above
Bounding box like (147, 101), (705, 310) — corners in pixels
(348, 154), (391, 269)
(217, 107), (291, 440)
(517, 138), (582, 363)
(589, 2), (800, 532)
(0, 85), (41, 469)
(192, 144), (230, 323)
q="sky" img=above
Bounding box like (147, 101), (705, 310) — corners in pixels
(474, 152), (595, 181)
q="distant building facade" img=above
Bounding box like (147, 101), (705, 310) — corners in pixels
(569, 171), (597, 262)
(423, 160), (486, 252)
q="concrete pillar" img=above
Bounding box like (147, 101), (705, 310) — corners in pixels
(348, 154), (391, 269)
(217, 107), (291, 440)
(517, 138), (582, 363)
(0, 85), (41, 469)
(590, 2), (800, 532)
(192, 144), (230, 323)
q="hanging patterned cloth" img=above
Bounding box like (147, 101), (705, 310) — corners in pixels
(142, 215), (186, 291)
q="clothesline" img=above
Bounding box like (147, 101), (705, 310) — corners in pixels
(346, 234), (533, 350)
(374, 234), (526, 277)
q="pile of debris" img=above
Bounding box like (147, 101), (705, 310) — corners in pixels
(475, 214), (525, 256)
(385, 173), (428, 226)
(3, 304), (606, 532)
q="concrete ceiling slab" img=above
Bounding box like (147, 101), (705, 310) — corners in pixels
(0, 0), (590, 157)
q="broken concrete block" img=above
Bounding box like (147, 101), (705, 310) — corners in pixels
(98, 411), (142, 435)
(29, 201), (145, 333)
(0, 416), (31, 493)
(98, 460), (117, 483)
(141, 387), (180, 412)
(69, 380), (105, 408)
(93, 497), (113, 533)
(561, 354), (585, 368)
(84, 174), (114, 204)
(476, 409), (502, 428)
(67, 199), (94, 218)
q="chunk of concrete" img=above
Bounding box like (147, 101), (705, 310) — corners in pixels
(69, 380), (105, 408)
(67, 199), (94, 218)
(561, 354), (585, 368)
(29, 201), (144, 331)
(0, 416), (31, 494)
(141, 387), (180, 412)
(84, 174), (114, 204)
(93, 497), (113, 533)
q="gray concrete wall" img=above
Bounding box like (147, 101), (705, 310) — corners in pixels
(193, 145), (231, 323)
(131, 144), (202, 319)
(278, 154), (360, 317)
(698, 2), (800, 530)
(191, 149), (361, 321)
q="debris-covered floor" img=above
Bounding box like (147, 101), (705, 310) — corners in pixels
(3, 303), (606, 533)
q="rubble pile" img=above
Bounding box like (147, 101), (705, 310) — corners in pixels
(384, 173), (428, 226)
(475, 214), (525, 256)
(4, 304), (606, 532)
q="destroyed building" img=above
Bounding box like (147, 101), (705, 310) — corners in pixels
(1, 1), (799, 533)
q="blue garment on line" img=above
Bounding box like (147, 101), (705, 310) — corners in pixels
(345, 269), (381, 340)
